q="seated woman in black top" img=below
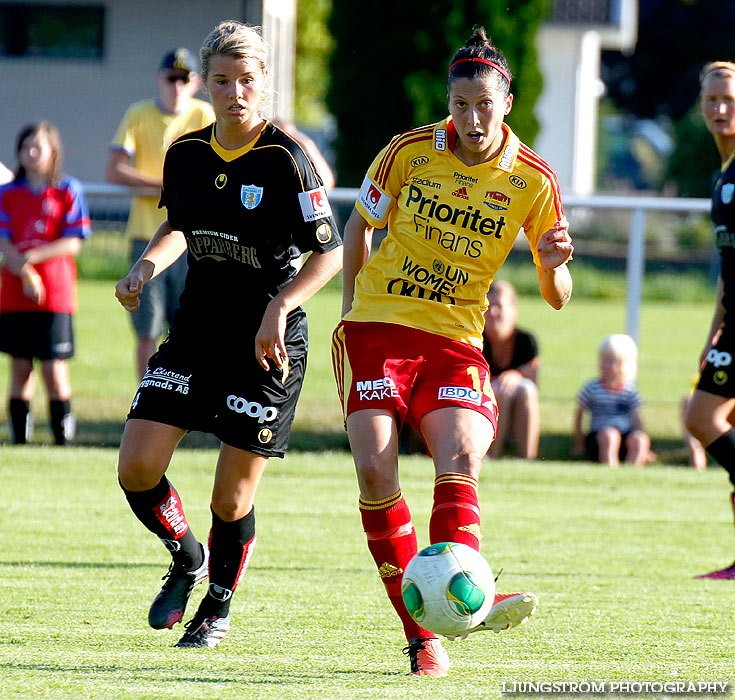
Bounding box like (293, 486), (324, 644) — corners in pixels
(482, 280), (540, 459)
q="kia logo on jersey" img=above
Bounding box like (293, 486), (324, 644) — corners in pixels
(298, 187), (333, 222)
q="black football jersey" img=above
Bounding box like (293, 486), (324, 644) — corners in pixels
(712, 156), (735, 323)
(159, 121), (341, 349)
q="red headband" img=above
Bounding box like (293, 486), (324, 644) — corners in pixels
(448, 57), (511, 85)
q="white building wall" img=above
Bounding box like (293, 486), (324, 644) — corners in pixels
(0, 0), (242, 181)
(535, 27), (604, 197)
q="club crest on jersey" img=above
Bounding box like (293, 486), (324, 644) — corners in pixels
(241, 184), (263, 210)
(722, 183), (734, 204)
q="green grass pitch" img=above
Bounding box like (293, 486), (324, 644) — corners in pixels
(0, 281), (733, 698)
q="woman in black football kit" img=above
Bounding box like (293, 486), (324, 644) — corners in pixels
(685, 62), (735, 579)
(114, 20), (342, 646)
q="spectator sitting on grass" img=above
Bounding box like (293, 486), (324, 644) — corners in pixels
(482, 280), (541, 459)
(573, 334), (652, 468)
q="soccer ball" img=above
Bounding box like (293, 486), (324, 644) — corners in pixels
(401, 542), (495, 639)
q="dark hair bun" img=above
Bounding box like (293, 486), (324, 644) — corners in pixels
(465, 26), (491, 49)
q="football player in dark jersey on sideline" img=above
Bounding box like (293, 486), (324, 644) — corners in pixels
(685, 61), (735, 580)
(332, 27), (573, 676)
(114, 20), (342, 648)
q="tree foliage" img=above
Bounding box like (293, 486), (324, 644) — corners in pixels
(327, 0), (552, 186)
(294, 0), (334, 127)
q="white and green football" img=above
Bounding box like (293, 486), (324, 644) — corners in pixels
(401, 541), (495, 638)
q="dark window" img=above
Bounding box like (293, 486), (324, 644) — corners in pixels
(0, 4), (105, 59)
(550, 0), (615, 25)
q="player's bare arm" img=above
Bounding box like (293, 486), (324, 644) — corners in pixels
(255, 246), (342, 371)
(105, 149), (162, 190)
(536, 219), (573, 309)
(341, 207), (374, 317)
(115, 220), (187, 311)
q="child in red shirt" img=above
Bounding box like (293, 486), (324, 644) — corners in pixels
(0, 122), (90, 444)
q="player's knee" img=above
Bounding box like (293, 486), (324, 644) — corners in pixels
(210, 494), (241, 521)
(356, 459), (396, 493)
(117, 457), (159, 492)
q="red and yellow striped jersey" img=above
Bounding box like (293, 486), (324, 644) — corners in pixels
(348, 117), (564, 347)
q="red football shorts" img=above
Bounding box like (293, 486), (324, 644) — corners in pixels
(332, 320), (498, 434)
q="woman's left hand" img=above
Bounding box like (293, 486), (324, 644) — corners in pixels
(537, 219), (574, 270)
(255, 299), (289, 372)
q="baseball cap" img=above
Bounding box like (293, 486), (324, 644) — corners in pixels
(159, 48), (198, 74)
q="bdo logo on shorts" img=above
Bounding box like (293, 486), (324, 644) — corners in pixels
(706, 349), (732, 368)
(226, 395), (278, 423)
(438, 386), (482, 405)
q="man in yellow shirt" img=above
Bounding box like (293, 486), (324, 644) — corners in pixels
(106, 48), (214, 378)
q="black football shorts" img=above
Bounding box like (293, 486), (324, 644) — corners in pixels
(0, 311), (74, 360)
(698, 322), (735, 399)
(127, 336), (306, 457)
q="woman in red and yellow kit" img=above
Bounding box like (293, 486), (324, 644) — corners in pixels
(332, 28), (573, 677)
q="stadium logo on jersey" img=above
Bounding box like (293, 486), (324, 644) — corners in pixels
(706, 349), (732, 368)
(358, 176), (392, 222)
(411, 156), (429, 167)
(411, 177), (441, 189)
(722, 183), (735, 204)
(452, 186), (469, 199)
(226, 395), (278, 423)
(435, 129), (447, 151)
(355, 377), (398, 401)
(241, 184), (263, 209)
(438, 386), (483, 405)
(215, 174), (227, 189)
(315, 223), (333, 244)
(484, 191), (511, 211)
(298, 187), (332, 222)
(509, 175), (527, 189)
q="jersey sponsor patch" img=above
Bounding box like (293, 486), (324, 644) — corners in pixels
(435, 129), (447, 151)
(358, 176), (392, 222)
(437, 385), (483, 405)
(355, 376), (398, 400)
(241, 184), (263, 209)
(298, 187), (332, 222)
(226, 394), (278, 423)
(706, 349), (732, 368)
